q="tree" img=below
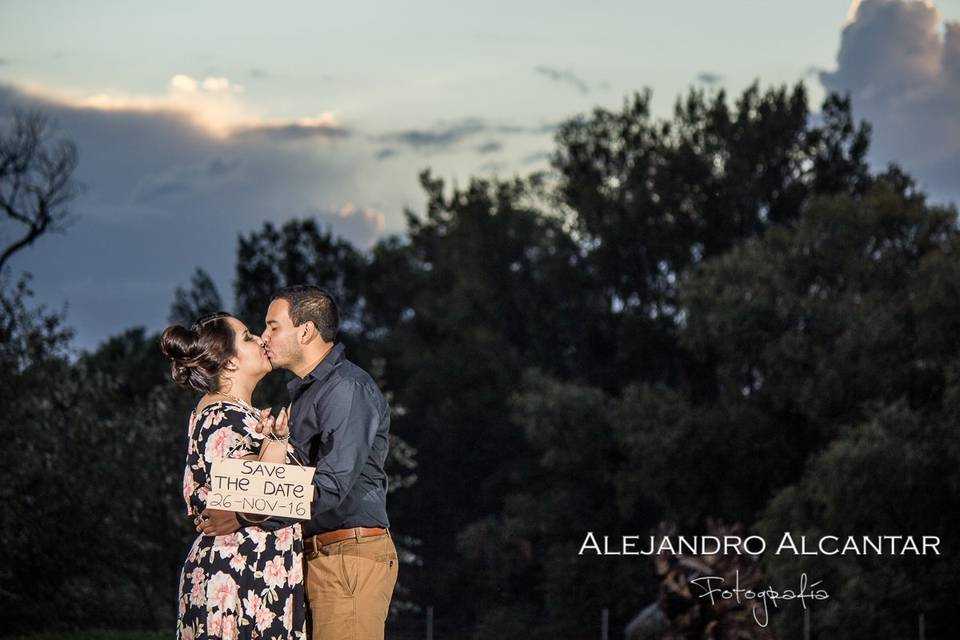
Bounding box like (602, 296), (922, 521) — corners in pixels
(0, 109), (82, 272)
(168, 268), (224, 326)
(551, 83), (872, 391)
(755, 401), (960, 638)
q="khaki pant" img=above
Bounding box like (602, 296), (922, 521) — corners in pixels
(304, 530), (399, 640)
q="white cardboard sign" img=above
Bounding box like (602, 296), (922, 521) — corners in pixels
(208, 458), (315, 520)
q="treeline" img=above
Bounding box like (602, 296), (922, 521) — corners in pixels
(1, 82), (958, 639)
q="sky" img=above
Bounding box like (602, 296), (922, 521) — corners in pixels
(1, 0), (959, 349)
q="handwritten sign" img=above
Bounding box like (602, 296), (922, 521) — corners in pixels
(208, 459), (315, 520)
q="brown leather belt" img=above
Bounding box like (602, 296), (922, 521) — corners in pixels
(304, 527), (388, 554)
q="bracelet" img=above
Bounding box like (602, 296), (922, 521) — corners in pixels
(268, 432), (291, 442)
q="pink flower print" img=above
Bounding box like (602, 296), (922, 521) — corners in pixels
(180, 625), (194, 640)
(213, 533), (241, 560)
(242, 413), (265, 438)
(283, 596), (294, 631)
(207, 612), (222, 636)
(229, 553), (247, 573)
(205, 426), (238, 462)
(287, 557), (303, 587)
(220, 613), (238, 640)
(182, 468), (195, 509)
(262, 556), (288, 590)
(189, 579), (205, 608)
(274, 526), (294, 552)
(190, 567), (205, 585)
(197, 485), (209, 503)
(244, 590), (276, 631)
(186, 538), (201, 563)
(206, 571), (239, 612)
(209, 410), (226, 426)
(246, 527), (268, 553)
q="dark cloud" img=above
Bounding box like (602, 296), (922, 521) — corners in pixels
(821, 0), (960, 204)
(696, 72), (723, 85)
(375, 147), (399, 160)
(380, 118), (487, 150)
(476, 140), (502, 154)
(534, 65), (590, 93)
(133, 157), (241, 204)
(0, 83), (384, 348)
(234, 121), (351, 142)
(379, 118), (555, 152)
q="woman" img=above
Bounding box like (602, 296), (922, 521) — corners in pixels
(160, 311), (306, 640)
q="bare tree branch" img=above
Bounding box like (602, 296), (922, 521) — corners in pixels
(0, 109), (82, 272)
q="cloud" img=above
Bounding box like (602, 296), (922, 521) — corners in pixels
(696, 72), (723, 85)
(476, 140), (502, 154)
(13, 75), (344, 140)
(0, 81), (385, 348)
(821, 0), (960, 204)
(379, 118), (559, 152)
(0, 74), (561, 346)
(380, 117), (488, 150)
(534, 65), (590, 93)
(235, 113), (351, 142)
(375, 147), (399, 160)
(132, 157), (242, 204)
(169, 74), (244, 94)
(322, 203), (386, 241)
(249, 68), (270, 79)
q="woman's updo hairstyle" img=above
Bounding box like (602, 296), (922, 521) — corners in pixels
(159, 311), (237, 393)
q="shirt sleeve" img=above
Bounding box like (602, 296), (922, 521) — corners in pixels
(309, 379), (382, 515)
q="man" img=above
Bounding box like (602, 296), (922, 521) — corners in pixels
(201, 285), (398, 640)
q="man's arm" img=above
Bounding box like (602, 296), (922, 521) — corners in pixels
(310, 379), (381, 514)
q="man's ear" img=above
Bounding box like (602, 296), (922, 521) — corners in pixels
(299, 321), (318, 344)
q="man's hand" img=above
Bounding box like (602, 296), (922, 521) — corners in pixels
(197, 508), (240, 536)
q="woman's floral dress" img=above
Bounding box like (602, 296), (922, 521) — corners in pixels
(176, 401), (307, 640)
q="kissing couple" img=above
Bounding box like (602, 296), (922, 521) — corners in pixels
(160, 285), (399, 640)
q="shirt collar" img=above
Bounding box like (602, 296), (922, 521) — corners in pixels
(286, 342), (346, 396)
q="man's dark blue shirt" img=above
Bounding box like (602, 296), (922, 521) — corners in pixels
(260, 342), (391, 537)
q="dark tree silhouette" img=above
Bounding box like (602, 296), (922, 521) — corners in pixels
(0, 109), (82, 271)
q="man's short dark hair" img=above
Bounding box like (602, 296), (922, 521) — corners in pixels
(272, 285), (340, 342)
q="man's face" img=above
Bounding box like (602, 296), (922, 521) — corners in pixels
(262, 299), (301, 369)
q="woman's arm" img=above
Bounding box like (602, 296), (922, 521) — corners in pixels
(241, 405), (291, 464)
(197, 405), (292, 534)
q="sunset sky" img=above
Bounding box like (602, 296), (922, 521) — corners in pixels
(2, 0), (959, 347)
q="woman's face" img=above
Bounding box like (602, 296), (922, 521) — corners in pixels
(224, 316), (272, 381)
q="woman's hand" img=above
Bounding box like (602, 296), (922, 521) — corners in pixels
(254, 405), (291, 438)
